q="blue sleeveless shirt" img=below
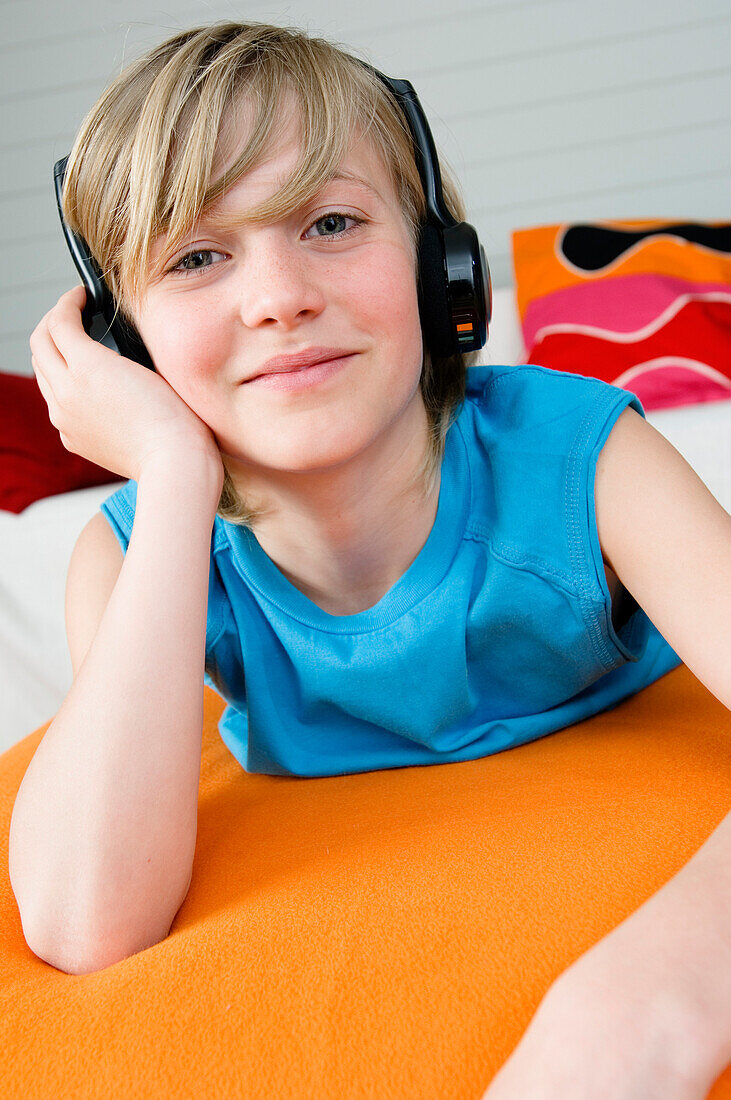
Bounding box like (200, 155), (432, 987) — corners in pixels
(100, 364), (682, 777)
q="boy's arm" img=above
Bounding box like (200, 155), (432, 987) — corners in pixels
(480, 813), (731, 1099)
(8, 449), (223, 975)
(594, 406), (731, 712)
(623, 808), (731, 1078)
(584, 406), (731, 1075)
(593, 405), (731, 1071)
(483, 409), (731, 1096)
(593, 407), (729, 1082)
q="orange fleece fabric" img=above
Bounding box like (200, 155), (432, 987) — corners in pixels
(1, 663), (729, 1099)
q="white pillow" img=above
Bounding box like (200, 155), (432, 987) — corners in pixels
(0, 482), (118, 755)
(483, 287), (526, 367)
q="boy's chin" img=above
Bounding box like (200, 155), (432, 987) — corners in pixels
(220, 430), (380, 478)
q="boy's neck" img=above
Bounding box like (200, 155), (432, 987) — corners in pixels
(227, 395), (442, 617)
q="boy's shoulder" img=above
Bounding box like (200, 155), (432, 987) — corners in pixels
(463, 362), (645, 435)
(465, 362), (620, 402)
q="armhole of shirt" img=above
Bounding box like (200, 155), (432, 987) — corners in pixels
(99, 480), (137, 555)
(567, 383), (650, 669)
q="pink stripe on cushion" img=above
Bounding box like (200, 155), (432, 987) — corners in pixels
(522, 275), (729, 348)
(614, 360), (731, 411)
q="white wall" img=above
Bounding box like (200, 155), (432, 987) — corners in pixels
(2, 0), (729, 376)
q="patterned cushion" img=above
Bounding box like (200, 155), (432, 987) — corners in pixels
(512, 220), (731, 411)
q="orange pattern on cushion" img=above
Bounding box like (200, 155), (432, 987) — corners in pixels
(1, 665), (729, 1098)
(512, 221), (731, 317)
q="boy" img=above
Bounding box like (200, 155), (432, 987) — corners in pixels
(11, 21), (731, 1095)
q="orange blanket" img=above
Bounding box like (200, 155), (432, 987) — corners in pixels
(1, 664), (729, 1098)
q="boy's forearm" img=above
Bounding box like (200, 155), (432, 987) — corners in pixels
(644, 806), (731, 1081)
(8, 451), (222, 974)
(566, 806), (731, 1086)
(544, 806), (731, 1094)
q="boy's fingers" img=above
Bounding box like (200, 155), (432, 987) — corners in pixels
(45, 285), (91, 352)
(31, 355), (55, 409)
(29, 285), (86, 353)
(28, 286), (96, 408)
(29, 318), (71, 401)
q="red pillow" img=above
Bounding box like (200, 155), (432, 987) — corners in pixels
(0, 372), (122, 514)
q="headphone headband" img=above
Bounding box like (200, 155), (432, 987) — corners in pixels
(359, 60), (492, 357)
(360, 67), (456, 232)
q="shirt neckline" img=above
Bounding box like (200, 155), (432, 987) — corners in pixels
(221, 418), (470, 634)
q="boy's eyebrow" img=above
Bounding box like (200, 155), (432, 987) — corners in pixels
(196, 171), (384, 234)
(329, 170), (384, 202)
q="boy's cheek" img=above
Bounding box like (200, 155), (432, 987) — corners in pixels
(149, 322), (233, 392)
(361, 242), (419, 309)
(377, 268), (421, 338)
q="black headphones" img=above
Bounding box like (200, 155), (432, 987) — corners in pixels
(53, 157), (155, 370)
(53, 64), (491, 368)
(364, 66), (492, 358)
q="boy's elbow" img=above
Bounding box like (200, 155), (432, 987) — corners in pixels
(21, 914), (176, 975)
(24, 937), (118, 976)
(12, 862), (192, 975)
(18, 897), (179, 976)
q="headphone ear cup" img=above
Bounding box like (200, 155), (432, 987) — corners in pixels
(417, 222), (454, 360)
(442, 221), (490, 353)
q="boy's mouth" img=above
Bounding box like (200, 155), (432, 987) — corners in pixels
(246, 347), (358, 382)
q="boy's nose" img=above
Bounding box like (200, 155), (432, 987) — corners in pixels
(237, 237), (326, 330)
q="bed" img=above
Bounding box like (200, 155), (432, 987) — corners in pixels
(1, 224), (730, 1098)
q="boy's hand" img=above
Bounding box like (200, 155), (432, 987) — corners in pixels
(479, 918), (715, 1100)
(29, 284), (223, 484)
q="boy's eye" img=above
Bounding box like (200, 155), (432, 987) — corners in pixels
(303, 212), (364, 239)
(169, 249), (226, 275)
(166, 212), (364, 277)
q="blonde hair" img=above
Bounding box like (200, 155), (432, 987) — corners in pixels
(62, 21), (478, 527)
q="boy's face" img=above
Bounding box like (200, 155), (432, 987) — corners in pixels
(133, 111), (425, 485)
